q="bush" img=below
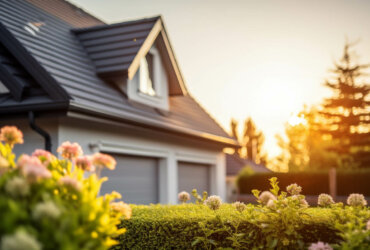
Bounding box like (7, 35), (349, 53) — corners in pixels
(237, 170), (370, 196)
(237, 171), (329, 195)
(0, 126), (129, 249)
(117, 178), (370, 250)
(117, 204), (342, 249)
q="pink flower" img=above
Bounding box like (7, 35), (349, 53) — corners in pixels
(308, 241), (333, 250)
(75, 156), (94, 171)
(32, 149), (56, 166)
(17, 155), (42, 168)
(59, 176), (82, 191)
(18, 155), (51, 182)
(57, 141), (83, 160)
(92, 153), (116, 170)
(0, 126), (23, 147)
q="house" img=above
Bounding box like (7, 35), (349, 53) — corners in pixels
(225, 153), (271, 201)
(0, 0), (239, 204)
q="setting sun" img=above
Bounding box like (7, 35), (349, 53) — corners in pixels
(288, 114), (307, 127)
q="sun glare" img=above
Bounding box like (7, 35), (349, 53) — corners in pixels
(288, 114), (307, 126)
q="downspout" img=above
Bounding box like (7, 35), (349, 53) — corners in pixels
(28, 111), (52, 152)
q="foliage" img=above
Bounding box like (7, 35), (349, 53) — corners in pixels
(230, 117), (267, 165)
(319, 42), (370, 168)
(117, 203), (343, 249)
(331, 206), (370, 249)
(118, 178), (369, 249)
(0, 126), (128, 250)
(274, 43), (370, 171)
(237, 169), (370, 196)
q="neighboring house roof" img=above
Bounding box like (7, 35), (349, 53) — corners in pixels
(0, 0), (238, 147)
(226, 153), (271, 176)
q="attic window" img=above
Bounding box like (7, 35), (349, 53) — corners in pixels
(0, 81), (9, 94)
(139, 53), (156, 96)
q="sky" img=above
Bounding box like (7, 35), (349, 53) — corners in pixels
(70, 0), (370, 157)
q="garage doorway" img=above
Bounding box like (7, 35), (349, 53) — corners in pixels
(178, 162), (211, 201)
(100, 154), (159, 204)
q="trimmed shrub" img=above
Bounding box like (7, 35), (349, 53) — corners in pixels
(337, 170), (370, 196)
(116, 204), (343, 249)
(237, 171), (329, 195)
(237, 170), (370, 196)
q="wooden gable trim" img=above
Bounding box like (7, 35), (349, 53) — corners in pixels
(127, 18), (162, 80)
(127, 17), (188, 96)
(159, 27), (188, 95)
(0, 22), (70, 101)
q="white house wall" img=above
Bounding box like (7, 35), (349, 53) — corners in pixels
(58, 117), (226, 203)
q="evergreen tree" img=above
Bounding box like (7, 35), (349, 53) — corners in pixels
(229, 117), (267, 164)
(319, 43), (370, 168)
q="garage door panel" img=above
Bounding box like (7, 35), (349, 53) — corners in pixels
(100, 154), (158, 204)
(178, 162), (211, 201)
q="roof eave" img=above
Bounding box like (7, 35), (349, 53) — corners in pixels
(68, 102), (239, 148)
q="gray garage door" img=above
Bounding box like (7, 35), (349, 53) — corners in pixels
(178, 162), (211, 200)
(100, 154), (159, 204)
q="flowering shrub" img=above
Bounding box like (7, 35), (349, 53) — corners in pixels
(0, 126), (129, 249)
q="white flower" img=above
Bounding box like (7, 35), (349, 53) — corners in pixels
(266, 199), (276, 209)
(1, 231), (41, 250)
(32, 201), (61, 220)
(232, 201), (246, 212)
(347, 193), (367, 207)
(308, 241), (333, 250)
(318, 194), (335, 207)
(286, 183), (302, 195)
(259, 191), (276, 205)
(204, 195), (222, 210)
(178, 191), (190, 203)
(5, 177), (29, 197)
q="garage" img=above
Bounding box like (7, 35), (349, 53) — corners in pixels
(100, 154), (159, 204)
(178, 162), (211, 199)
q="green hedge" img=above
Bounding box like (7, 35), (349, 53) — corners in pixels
(115, 204), (342, 249)
(237, 170), (370, 196)
(237, 172), (329, 195)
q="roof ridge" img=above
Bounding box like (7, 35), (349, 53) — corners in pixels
(64, 0), (104, 24)
(73, 16), (161, 33)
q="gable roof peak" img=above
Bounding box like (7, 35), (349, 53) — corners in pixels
(73, 15), (187, 96)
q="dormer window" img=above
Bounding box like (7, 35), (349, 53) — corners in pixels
(139, 53), (156, 96)
(126, 45), (169, 111)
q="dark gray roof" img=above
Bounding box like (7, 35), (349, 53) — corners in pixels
(73, 17), (159, 77)
(226, 153), (271, 176)
(26, 0), (104, 28)
(0, 0), (237, 147)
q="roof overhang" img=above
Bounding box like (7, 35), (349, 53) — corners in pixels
(68, 101), (240, 148)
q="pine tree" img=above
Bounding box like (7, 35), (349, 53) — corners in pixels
(319, 43), (370, 168)
(242, 118), (267, 164)
(229, 117), (267, 164)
